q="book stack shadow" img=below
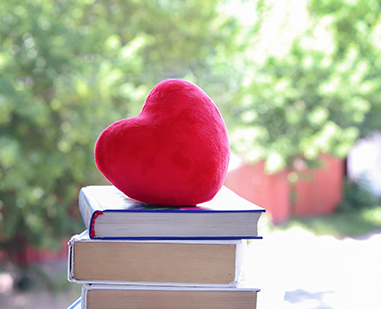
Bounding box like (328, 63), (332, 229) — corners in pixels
(67, 185), (265, 309)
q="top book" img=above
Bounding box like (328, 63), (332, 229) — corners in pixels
(79, 185), (265, 240)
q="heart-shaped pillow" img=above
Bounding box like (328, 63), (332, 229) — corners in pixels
(94, 79), (230, 206)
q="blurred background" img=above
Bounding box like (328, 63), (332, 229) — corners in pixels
(0, 0), (380, 308)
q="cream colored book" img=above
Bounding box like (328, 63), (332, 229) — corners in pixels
(68, 231), (246, 287)
(81, 284), (259, 309)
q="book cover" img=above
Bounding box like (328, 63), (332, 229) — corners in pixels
(68, 231), (246, 287)
(79, 185), (265, 240)
(81, 284), (259, 309)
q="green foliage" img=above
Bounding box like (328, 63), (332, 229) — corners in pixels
(16, 262), (78, 293)
(224, 0), (381, 173)
(0, 0), (242, 258)
(271, 207), (381, 239)
(338, 178), (379, 212)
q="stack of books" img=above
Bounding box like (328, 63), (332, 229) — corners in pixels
(67, 185), (265, 309)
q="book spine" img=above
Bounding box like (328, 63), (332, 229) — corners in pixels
(81, 285), (88, 309)
(79, 187), (103, 237)
(79, 188), (92, 229)
(67, 238), (74, 282)
(67, 233), (84, 283)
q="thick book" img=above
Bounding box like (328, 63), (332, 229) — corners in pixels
(81, 284), (259, 309)
(68, 231), (246, 287)
(79, 185), (265, 240)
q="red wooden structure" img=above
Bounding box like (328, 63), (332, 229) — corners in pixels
(13, 239), (69, 265)
(225, 154), (344, 223)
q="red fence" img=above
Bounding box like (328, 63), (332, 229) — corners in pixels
(13, 239), (69, 265)
(225, 154), (344, 223)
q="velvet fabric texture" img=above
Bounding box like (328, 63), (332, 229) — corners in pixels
(94, 79), (230, 206)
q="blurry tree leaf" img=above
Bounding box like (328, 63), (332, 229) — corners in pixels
(221, 0), (381, 173)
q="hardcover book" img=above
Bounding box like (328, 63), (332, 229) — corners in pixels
(68, 231), (246, 287)
(81, 284), (259, 309)
(79, 185), (265, 240)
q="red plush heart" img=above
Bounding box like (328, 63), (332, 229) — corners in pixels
(94, 79), (230, 206)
